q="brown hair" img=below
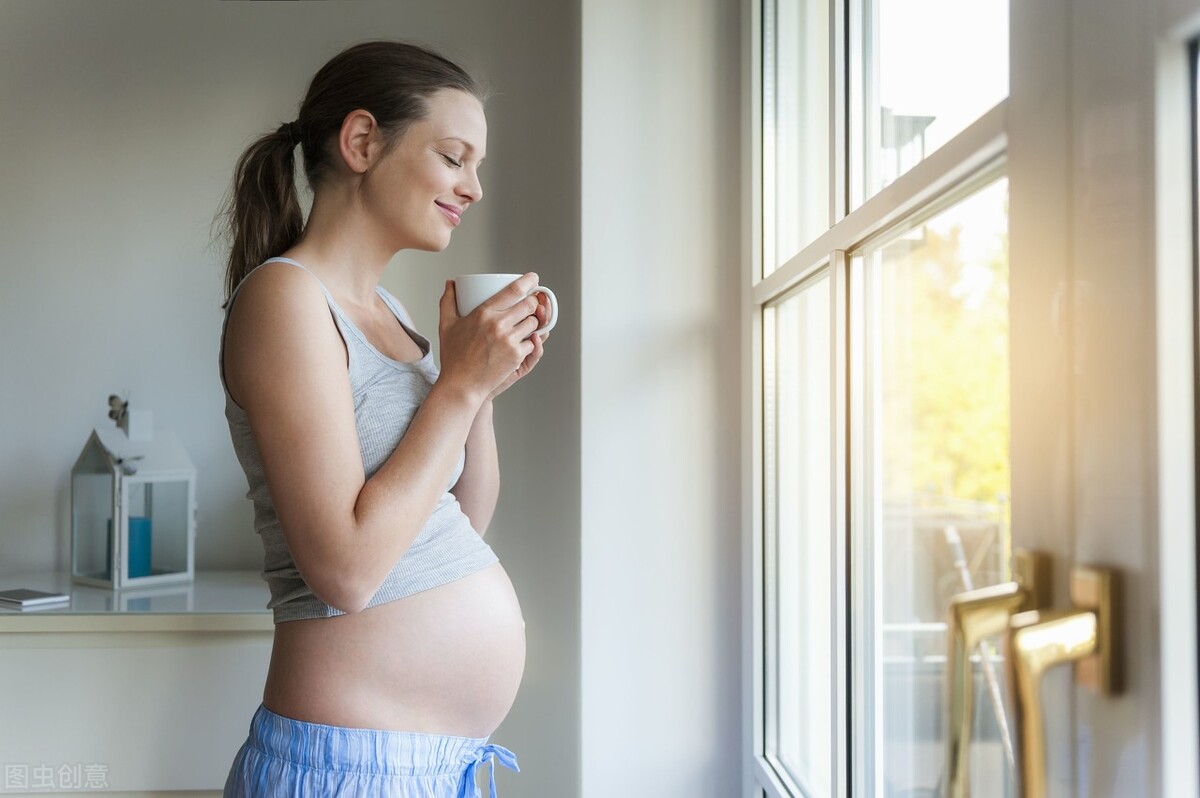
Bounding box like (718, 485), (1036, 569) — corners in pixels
(215, 40), (483, 302)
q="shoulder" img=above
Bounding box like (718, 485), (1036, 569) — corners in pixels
(223, 262), (345, 405)
(229, 261), (328, 319)
(225, 262), (340, 349)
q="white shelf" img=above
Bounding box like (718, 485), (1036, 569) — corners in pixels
(0, 570), (273, 632)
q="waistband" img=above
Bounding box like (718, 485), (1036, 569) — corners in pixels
(247, 704), (518, 795)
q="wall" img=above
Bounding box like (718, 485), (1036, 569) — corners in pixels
(580, 1), (743, 795)
(0, 2), (580, 795)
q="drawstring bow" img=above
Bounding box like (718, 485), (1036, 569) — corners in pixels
(459, 743), (519, 798)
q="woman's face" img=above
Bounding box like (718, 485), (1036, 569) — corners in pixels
(363, 88), (487, 253)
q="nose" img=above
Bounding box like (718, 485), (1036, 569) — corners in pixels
(457, 168), (483, 204)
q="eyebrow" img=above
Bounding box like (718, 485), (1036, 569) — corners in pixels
(437, 137), (480, 152)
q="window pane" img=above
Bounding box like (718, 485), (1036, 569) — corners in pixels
(862, 0), (1008, 201)
(864, 178), (1013, 796)
(765, 272), (832, 794)
(766, 0), (830, 275)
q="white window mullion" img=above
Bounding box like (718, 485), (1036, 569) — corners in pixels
(762, 0), (778, 281)
(848, 0), (871, 212)
(832, 0), (848, 224)
(831, 250), (850, 798)
(744, 0), (768, 793)
(848, 250), (879, 798)
(762, 302), (780, 782)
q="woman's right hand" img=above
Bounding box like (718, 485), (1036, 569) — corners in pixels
(436, 272), (544, 403)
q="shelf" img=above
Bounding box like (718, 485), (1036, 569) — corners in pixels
(0, 570), (273, 632)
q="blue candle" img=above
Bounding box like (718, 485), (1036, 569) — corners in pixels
(128, 516), (152, 578)
(106, 517), (154, 579)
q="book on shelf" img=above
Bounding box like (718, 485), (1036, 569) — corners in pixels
(0, 588), (70, 608)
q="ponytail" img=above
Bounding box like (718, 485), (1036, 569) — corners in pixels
(216, 123), (304, 304)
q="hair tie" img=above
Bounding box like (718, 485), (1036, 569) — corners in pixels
(281, 120), (300, 147)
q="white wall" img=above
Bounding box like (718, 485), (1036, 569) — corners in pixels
(580, 1), (743, 795)
(0, 2), (579, 795)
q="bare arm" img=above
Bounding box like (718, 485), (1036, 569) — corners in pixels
(450, 400), (499, 535)
(224, 265), (543, 613)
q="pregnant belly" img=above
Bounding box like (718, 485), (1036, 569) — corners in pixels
(263, 563), (526, 738)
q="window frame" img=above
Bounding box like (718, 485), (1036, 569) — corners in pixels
(744, 1), (1011, 795)
(1154, 21), (1200, 798)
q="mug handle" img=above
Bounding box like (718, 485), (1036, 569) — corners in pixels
(529, 286), (558, 334)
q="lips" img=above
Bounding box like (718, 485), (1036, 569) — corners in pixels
(435, 202), (463, 226)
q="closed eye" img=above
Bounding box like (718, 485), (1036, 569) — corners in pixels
(441, 153), (463, 168)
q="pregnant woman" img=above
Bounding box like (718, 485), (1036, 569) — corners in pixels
(216, 40), (547, 797)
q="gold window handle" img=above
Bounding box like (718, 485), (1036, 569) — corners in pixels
(1006, 565), (1120, 798)
(944, 549), (1051, 798)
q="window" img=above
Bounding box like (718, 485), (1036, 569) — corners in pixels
(765, 0), (831, 275)
(751, 1), (1012, 795)
(858, 0), (1008, 204)
(763, 270), (833, 795)
(855, 177), (1011, 796)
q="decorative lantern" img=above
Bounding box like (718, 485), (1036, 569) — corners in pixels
(70, 424), (196, 589)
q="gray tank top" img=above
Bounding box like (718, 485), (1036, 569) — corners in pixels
(220, 257), (498, 623)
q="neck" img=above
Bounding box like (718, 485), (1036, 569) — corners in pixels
(287, 188), (395, 306)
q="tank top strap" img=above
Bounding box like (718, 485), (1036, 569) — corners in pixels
(375, 286), (416, 330)
(224, 256), (336, 312)
(253, 256), (340, 306)
(243, 256), (368, 337)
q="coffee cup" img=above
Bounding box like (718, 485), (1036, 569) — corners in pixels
(454, 273), (558, 334)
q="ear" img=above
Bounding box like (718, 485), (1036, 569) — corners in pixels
(337, 109), (382, 175)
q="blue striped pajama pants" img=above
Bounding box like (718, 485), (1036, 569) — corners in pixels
(223, 704), (519, 798)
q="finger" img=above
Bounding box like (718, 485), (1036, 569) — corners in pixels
(513, 313), (541, 341)
(519, 329), (544, 364)
(498, 339), (542, 397)
(438, 282), (460, 336)
(483, 273), (539, 310)
(440, 280), (460, 320)
(519, 344), (544, 377)
(510, 340), (536, 370)
(500, 294), (542, 325)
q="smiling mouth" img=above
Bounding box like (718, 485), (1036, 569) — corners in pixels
(435, 202), (462, 226)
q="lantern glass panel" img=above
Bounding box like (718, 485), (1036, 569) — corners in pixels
(72, 469), (114, 581)
(134, 478), (190, 577)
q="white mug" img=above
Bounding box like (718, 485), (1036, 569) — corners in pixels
(454, 273), (558, 334)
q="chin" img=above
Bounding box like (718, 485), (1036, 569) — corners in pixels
(405, 235), (452, 253)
